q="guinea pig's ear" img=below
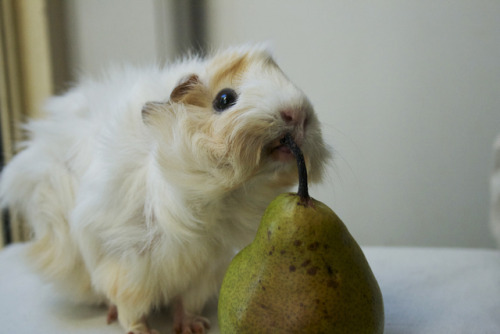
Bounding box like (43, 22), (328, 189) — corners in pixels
(169, 74), (208, 107)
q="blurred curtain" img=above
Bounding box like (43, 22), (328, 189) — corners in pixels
(170, 0), (208, 56)
(0, 0), (56, 247)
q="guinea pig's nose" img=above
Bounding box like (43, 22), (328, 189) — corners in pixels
(280, 109), (307, 129)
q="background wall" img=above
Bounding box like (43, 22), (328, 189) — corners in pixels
(63, 0), (169, 78)
(62, 0), (500, 248)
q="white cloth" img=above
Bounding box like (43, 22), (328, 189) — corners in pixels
(1, 243), (499, 333)
(365, 247), (500, 334)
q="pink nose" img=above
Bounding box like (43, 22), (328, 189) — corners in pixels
(280, 109), (307, 128)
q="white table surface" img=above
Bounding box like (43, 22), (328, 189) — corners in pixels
(1, 243), (499, 333)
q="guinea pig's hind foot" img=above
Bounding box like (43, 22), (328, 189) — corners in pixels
(173, 299), (210, 334)
(107, 304), (118, 324)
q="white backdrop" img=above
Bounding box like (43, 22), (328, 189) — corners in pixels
(64, 0), (500, 248)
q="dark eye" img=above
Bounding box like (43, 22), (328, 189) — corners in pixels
(213, 88), (238, 112)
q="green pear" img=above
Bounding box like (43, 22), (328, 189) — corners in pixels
(218, 134), (384, 334)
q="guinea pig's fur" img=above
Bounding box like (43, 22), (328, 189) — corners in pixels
(0, 45), (331, 333)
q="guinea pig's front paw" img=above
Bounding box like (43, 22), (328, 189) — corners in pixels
(127, 330), (159, 334)
(173, 313), (210, 334)
(124, 316), (159, 334)
(126, 324), (159, 334)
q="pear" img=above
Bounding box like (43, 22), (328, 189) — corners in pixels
(218, 133), (384, 333)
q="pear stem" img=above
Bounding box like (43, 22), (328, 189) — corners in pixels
(280, 133), (310, 202)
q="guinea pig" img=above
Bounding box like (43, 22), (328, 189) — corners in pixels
(0, 45), (331, 334)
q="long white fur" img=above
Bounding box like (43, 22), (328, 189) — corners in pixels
(0, 45), (330, 333)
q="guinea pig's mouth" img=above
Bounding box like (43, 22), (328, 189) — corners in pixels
(269, 136), (296, 162)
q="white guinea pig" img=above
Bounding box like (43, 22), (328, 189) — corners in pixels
(0, 45), (331, 334)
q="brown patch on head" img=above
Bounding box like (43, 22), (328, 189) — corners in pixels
(210, 54), (249, 89)
(170, 74), (209, 108)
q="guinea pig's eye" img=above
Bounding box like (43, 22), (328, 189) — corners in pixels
(213, 88), (238, 112)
